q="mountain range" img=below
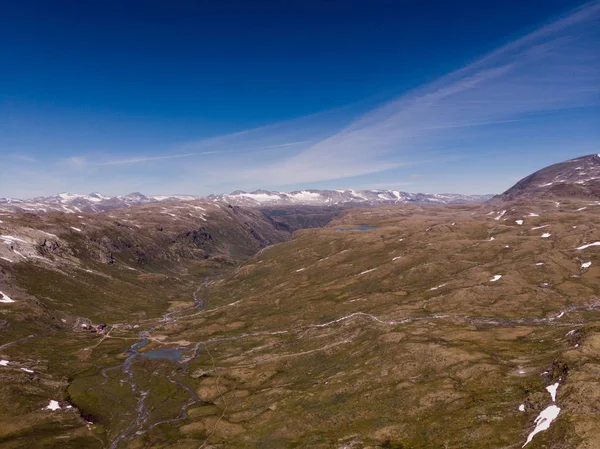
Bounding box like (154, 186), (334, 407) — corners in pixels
(0, 189), (493, 214)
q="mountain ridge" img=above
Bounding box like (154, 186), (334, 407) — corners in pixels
(495, 153), (600, 201)
(0, 189), (494, 214)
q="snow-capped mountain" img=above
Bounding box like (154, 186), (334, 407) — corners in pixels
(205, 189), (493, 207)
(0, 192), (155, 214)
(0, 189), (493, 214)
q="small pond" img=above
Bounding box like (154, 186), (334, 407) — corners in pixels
(141, 347), (183, 361)
(334, 225), (378, 231)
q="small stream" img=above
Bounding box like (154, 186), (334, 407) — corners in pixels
(107, 278), (208, 449)
(104, 280), (599, 448)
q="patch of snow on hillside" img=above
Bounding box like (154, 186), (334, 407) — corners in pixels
(0, 257), (13, 263)
(13, 250), (27, 259)
(519, 404), (525, 412)
(21, 368), (34, 373)
(45, 400), (61, 411)
(494, 210), (506, 220)
(290, 191), (323, 202)
(350, 189), (367, 200)
(541, 233), (551, 238)
(359, 268), (377, 275)
(392, 256), (401, 261)
(0, 291), (15, 303)
(0, 360), (8, 366)
(240, 192), (280, 203)
(429, 283), (447, 291)
(546, 383), (559, 402)
(531, 225), (549, 230)
(528, 213), (539, 217)
(295, 268), (305, 272)
(522, 405), (560, 447)
(581, 261), (591, 269)
(576, 241), (600, 250)
(70, 227), (82, 232)
(490, 275), (502, 282)
(516, 220), (523, 225)
(39, 231), (59, 238)
(0, 235), (27, 243)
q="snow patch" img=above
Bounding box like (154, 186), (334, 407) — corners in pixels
(546, 383), (559, 402)
(0, 291), (14, 303)
(541, 233), (551, 238)
(489, 275), (502, 282)
(0, 360), (9, 366)
(70, 227), (82, 232)
(531, 225), (549, 230)
(522, 405), (560, 447)
(581, 261), (591, 269)
(429, 283), (447, 291)
(295, 268), (305, 272)
(0, 235), (27, 243)
(515, 220), (523, 225)
(575, 241), (600, 250)
(21, 368), (34, 373)
(359, 268), (377, 275)
(519, 404), (525, 412)
(13, 250), (27, 259)
(392, 256), (401, 261)
(45, 400), (61, 411)
(494, 210), (506, 220)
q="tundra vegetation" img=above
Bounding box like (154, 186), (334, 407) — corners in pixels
(1, 198), (599, 448)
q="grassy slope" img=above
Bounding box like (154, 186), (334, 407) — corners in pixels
(0, 201), (289, 448)
(1, 200), (599, 448)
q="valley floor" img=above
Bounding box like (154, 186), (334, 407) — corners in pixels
(1, 199), (600, 448)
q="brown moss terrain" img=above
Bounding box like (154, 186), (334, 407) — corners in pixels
(0, 201), (291, 448)
(1, 199), (600, 448)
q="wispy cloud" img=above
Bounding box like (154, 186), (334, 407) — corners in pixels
(194, 0), (599, 188)
(95, 151), (220, 166)
(10, 154), (37, 163)
(64, 156), (86, 169)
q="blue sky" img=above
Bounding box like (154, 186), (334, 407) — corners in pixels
(1, 0), (599, 198)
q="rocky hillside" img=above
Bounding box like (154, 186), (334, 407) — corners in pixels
(496, 154), (600, 201)
(0, 201), (290, 330)
(0, 201), (289, 268)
